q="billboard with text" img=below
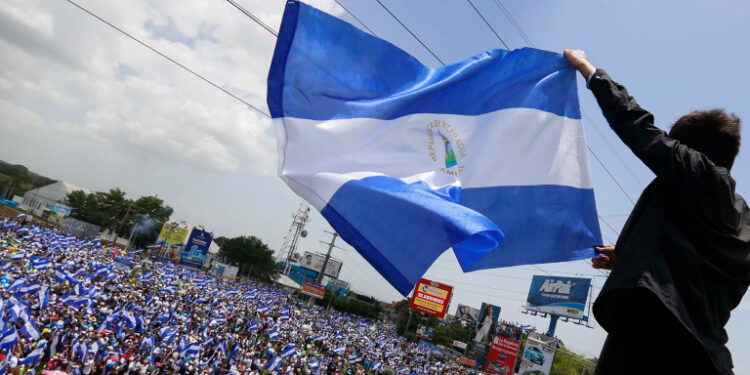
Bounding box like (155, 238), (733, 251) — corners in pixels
(526, 275), (591, 319)
(408, 278), (453, 319)
(518, 332), (557, 375)
(293, 251), (343, 278)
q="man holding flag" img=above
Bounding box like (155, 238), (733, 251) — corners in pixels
(565, 50), (750, 375)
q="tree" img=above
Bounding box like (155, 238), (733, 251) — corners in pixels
(219, 236), (278, 282)
(65, 188), (173, 246)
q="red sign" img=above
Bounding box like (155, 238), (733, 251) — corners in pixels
(408, 278), (453, 319)
(301, 281), (326, 299)
(486, 334), (520, 375)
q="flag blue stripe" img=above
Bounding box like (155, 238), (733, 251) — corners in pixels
(460, 184), (601, 271)
(320, 176), (504, 295)
(268, 1), (581, 121)
(322, 178), (600, 294)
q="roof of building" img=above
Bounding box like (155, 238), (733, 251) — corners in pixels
(24, 181), (89, 202)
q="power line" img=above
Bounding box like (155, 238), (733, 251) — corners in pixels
(333, 0), (377, 35)
(587, 145), (637, 204)
(225, 0), (278, 37)
(581, 108), (645, 187)
(63, 0), (271, 118)
(492, 0), (534, 47)
(465, 0), (510, 49)
(374, 0), (445, 65)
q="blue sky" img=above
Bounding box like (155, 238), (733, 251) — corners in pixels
(1, 0), (748, 370)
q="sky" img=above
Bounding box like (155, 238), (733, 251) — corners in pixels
(1, 0), (749, 369)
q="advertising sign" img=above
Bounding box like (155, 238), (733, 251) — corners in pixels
(468, 303), (501, 358)
(158, 221), (189, 245)
(50, 203), (72, 219)
(416, 325), (435, 341)
(455, 304), (480, 323)
(408, 278), (453, 319)
(518, 332), (558, 375)
(486, 334), (520, 375)
(180, 228), (213, 268)
(302, 281), (326, 299)
(295, 251), (343, 278)
(526, 275), (591, 319)
(452, 340), (468, 350)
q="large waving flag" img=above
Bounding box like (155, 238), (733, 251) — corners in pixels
(268, 1), (601, 295)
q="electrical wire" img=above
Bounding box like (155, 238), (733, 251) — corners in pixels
(465, 0), (510, 49)
(374, 0), (445, 65)
(225, 0), (278, 37)
(333, 0), (377, 35)
(63, 0), (271, 118)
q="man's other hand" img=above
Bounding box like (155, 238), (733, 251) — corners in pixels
(563, 49), (596, 78)
(592, 244), (616, 270)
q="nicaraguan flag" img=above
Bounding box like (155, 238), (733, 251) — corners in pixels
(332, 345), (345, 355)
(39, 287), (50, 309)
(0, 328), (18, 350)
(268, 1), (601, 294)
(266, 355), (282, 371)
(280, 344), (296, 358)
(19, 343), (46, 365)
(22, 319), (41, 340)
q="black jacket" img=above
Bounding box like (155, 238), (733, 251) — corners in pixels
(589, 69), (750, 373)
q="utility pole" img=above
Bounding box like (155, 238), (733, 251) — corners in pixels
(281, 205), (310, 275)
(316, 231), (338, 284)
(111, 200), (134, 247)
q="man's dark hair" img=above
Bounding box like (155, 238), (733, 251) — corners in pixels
(669, 109), (742, 169)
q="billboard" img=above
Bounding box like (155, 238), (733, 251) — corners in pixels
(468, 303), (501, 358)
(518, 332), (558, 375)
(408, 278), (453, 319)
(180, 228), (213, 268)
(486, 334), (521, 375)
(526, 275), (591, 319)
(302, 281), (326, 299)
(158, 221), (189, 245)
(452, 340), (467, 350)
(294, 251), (343, 278)
(455, 304), (480, 323)
(50, 203), (72, 219)
(416, 325), (435, 341)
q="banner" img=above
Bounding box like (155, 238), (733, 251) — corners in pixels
(455, 304), (480, 323)
(292, 251), (343, 278)
(158, 221), (189, 245)
(180, 228), (213, 268)
(486, 334), (520, 375)
(416, 325), (435, 341)
(408, 278), (453, 319)
(518, 332), (558, 375)
(452, 340), (467, 350)
(50, 203), (72, 219)
(526, 275), (591, 319)
(302, 281), (326, 299)
(468, 303), (501, 358)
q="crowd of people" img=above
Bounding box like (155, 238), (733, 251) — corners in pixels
(0, 214), (470, 375)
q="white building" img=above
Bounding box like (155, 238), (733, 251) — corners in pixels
(21, 181), (89, 216)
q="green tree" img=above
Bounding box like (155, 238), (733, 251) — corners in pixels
(219, 236), (278, 281)
(65, 189), (173, 246)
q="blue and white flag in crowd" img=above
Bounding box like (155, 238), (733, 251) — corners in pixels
(267, 1), (602, 294)
(266, 355), (282, 371)
(268, 329), (279, 340)
(281, 344), (297, 358)
(39, 287), (50, 309)
(332, 345), (345, 355)
(0, 328), (18, 350)
(19, 343), (46, 365)
(22, 319), (41, 340)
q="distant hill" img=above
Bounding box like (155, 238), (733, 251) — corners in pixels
(0, 160), (56, 199)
